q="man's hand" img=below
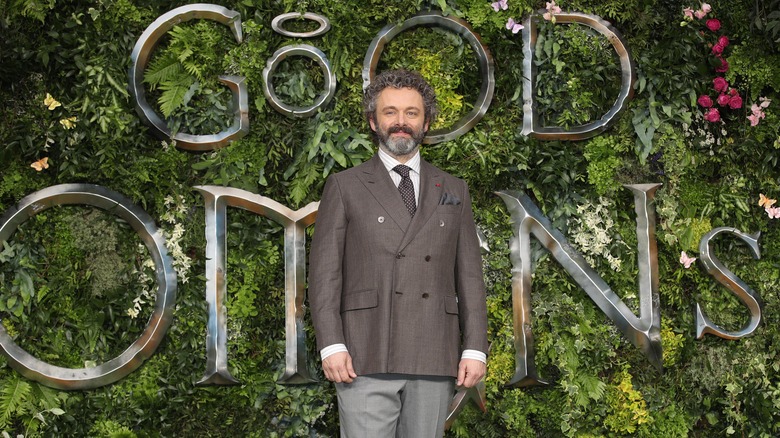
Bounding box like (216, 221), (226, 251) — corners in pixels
(456, 358), (486, 388)
(322, 351), (357, 383)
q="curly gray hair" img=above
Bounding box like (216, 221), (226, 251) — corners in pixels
(363, 69), (439, 131)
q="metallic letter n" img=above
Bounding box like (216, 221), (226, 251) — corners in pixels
(496, 184), (662, 387)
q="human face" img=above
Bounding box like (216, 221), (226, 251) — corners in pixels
(369, 87), (429, 162)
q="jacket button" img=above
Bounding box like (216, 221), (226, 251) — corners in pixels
(422, 293), (429, 298)
(396, 252), (403, 259)
(425, 255), (431, 261)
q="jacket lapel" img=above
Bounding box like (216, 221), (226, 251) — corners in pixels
(398, 159), (443, 250)
(356, 154), (412, 230)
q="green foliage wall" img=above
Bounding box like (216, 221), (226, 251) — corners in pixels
(1, 0), (780, 436)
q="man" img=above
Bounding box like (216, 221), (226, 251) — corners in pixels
(308, 69), (488, 437)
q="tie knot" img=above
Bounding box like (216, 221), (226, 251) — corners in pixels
(393, 164), (411, 178)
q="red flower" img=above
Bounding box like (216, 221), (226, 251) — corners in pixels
(728, 94), (743, 109)
(704, 108), (721, 122)
(716, 93), (731, 106)
(711, 43), (724, 55)
(729, 88), (738, 96)
(713, 77), (729, 93)
(715, 57), (729, 73)
(706, 18), (721, 31)
(718, 35), (729, 47)
(697, 95), (714, 108)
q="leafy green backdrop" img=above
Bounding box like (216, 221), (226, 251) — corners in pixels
(1, 0), (780, 436)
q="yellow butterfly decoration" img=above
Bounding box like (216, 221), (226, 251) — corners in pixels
(44, 93), (61, 111)
(30, 157), (49, 171)
(758, 193), (776, 208)
(59, 116), (77, 129)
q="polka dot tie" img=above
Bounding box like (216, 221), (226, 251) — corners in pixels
(393, 164), (416, 217)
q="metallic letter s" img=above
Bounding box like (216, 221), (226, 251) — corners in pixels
(695, 228), (763, 340)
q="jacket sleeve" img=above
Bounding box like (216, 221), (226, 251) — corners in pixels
(455, 182), (490, 355)
(308, 175), (348, 351)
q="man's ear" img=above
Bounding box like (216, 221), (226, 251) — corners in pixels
(369, 116), (377, 132)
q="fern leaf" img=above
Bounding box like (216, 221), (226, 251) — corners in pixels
(182, 60), (204, 82)
(158, 76), (194, 118)
(143, 54), (184, 89)
(177, 47), (193, 64)
(0, 375), (32, 429)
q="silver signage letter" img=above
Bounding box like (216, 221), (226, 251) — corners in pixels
(521, 12), (636, 140)
(496, 184), (662, 387)
(194, 186), (317, 385)
(696, 227), (762, 339)
(129, 4), (249, 151)
(0, 184), (177, 390)
(363, 11), (494, 144)
(262, 44), (337, 118)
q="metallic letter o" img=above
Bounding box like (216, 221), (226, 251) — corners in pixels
(0, 184), (177, 390)
(363, 11), (495, 144)
(262, 45), (337, 118)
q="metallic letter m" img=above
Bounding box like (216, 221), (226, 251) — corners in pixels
(497, 184), (662, 387)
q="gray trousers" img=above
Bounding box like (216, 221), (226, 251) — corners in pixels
(335, 373), (455, 438)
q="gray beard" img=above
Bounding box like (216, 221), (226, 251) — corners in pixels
(380, 136), (419, 157)
(377, 127), (425, 158)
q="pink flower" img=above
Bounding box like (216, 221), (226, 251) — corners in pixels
(697, 95), (713, 108)
(506, 17), (523, 33)
(718, 35), (729, 47)
(711, 43), (724, 55)
(543, 0), (562, 20)
(694, 10), (706, 19)
(728, 88), (738, 96)
(766, 206), (780, 219)
(701, 3), (712, 13)
(749, 102), (767, 126)
(715, 57), (729, 73)
(706, 19), (721, 31)
(704, 107), (721, 122)
(712, 77), (728, 93)
(728, 94), (742, 109)
(716, 93), (731, 106)
(759, 96), (771, 109)
(750, 103), (767, 118)
(683, 7), (694, 19)
(680, 251), (697, 268)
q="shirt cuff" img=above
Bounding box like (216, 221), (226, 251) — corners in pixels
(320, 343), (348, 361)
(461, 349), (487, 363)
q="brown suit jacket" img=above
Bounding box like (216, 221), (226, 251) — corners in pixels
(308, 154), (488, 377)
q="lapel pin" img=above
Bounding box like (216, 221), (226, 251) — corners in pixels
(378, 216), (385, 223)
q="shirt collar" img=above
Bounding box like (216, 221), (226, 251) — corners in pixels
(378, 147), (420, 175)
